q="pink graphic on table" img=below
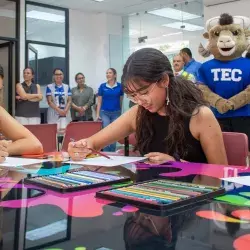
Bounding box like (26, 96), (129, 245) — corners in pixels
(136, 162), (250, 178)
(234, 234), (250, 250)
(0, 182), (113, 218)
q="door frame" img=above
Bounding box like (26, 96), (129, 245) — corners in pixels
(0, 41), (14, 113)
(26, 44), (38, 84)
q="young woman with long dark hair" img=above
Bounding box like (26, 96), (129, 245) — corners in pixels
(68, 48), (227, 165)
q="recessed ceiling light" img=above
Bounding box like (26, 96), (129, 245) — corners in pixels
(163, 32), (183, 37)
(163, 22), (204, 32)
(92, 0), (104, 2)
(27, 10), (65, 23)
(148, 7), (201, 21)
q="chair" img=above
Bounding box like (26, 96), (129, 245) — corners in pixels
(61, 121), (102, 151)
(25, 124), (57, 153)
(222, 132), (249, 166)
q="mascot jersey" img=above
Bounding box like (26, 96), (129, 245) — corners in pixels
(198, 57), (250, 118)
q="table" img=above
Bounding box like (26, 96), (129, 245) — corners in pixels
(0, 161), (249, 250)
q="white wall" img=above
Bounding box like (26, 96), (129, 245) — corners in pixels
(69, 10), (126, 91)
(69, 10), (123, 91)
(204, 0), (249, 21)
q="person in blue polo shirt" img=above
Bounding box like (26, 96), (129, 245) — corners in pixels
(96, 68), (123, 152)
(180, 48), (201, 80)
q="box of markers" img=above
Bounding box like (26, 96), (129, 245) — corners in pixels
(96, 179), (225, 214)
(25, 170), (131, 193)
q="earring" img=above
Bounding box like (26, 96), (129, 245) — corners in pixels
(166, 86), (170, 106)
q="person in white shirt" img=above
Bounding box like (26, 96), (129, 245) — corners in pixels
(173, 54), (196, 83)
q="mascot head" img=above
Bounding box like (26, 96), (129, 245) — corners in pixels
(199, 13), (250, 61)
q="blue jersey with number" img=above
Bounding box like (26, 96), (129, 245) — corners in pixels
(198, 57), (250, 118)
(46, 84), (72, 110)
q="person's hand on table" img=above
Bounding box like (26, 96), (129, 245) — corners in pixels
(0, 140), (11, 163)
(68, 139), (93, 161)
(144, 152), (175, 165)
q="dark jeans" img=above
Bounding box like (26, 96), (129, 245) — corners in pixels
(218, 116), (250, 150)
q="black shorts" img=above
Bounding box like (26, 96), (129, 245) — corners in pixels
(217, 116), (250, 150)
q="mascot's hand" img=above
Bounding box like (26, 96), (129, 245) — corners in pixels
(229, 86), (250, 110)
(215, 99), (234, 114)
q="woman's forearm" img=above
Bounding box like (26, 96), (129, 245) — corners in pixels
(72, 103), (79, 110)
(8, 138), (43, 156)
(65, 101), (72, 112)
(20, 93), (41, 101)
(96, 99), (102, 116)
(47, 99), (60, 112)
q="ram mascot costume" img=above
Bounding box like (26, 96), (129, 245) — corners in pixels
(198, 13), (250, 148)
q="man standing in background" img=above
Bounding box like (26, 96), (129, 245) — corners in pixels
(173, 54), (196, 83)
(180, 47), (201, 80)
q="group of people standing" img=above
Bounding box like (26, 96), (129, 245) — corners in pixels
(15, 67), (124, 151)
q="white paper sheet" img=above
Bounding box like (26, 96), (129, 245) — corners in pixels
(221, 176), (250, 187)
(0, 157), (48, 167)
(66, 156), (146, 167)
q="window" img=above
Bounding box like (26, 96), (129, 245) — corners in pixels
(27, 43), (66, 108)
(26, 4), (66, 45)
(25, 1), (69, 108)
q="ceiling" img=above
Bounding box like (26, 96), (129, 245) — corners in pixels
(31, 0), (203, 15)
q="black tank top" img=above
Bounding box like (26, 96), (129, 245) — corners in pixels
(141, 113), (207, 163)
(15, 82), (40, 118)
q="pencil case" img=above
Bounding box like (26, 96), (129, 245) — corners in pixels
(96, 179), (225, 216)
(25, 169), (131, 193)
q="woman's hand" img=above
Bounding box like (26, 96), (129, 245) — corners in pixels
(144, 152), (175, 164)
(57, 109), (66, 117)
(0, 140), (10, 163)
(95, 115), (101, 121)
(68, 139), (93, 161)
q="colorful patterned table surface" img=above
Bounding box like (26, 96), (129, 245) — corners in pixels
(0, 160), (250, 250)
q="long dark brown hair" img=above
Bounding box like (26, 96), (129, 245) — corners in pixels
(122, 48), (207, 157)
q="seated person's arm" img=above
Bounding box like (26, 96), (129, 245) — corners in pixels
(192, 106), (228, 165)
(16, 83), (42, 101)
(68, 105), (138, 160)
(0, 106), (43, 155)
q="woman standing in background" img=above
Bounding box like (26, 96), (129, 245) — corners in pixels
(96, 68), (123, 152)
(71, 73), (94, 122)
(15, 67), (42, 125)
(46, 68), (72, 130)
